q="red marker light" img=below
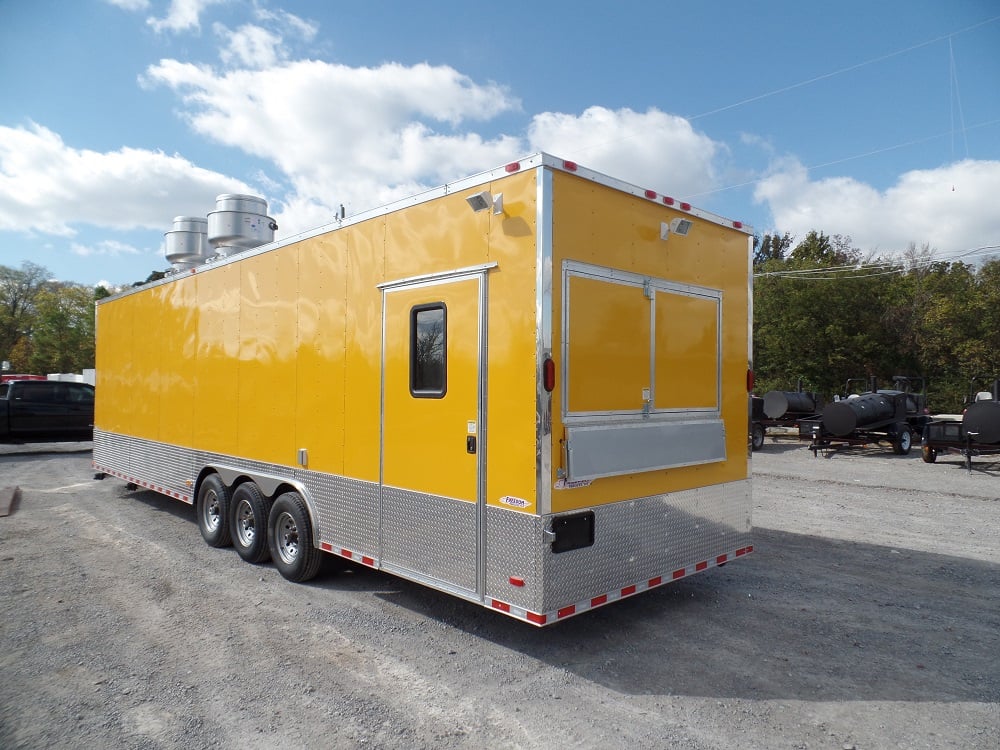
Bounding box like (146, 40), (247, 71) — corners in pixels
(505, 161), (521, 173)
(680, 202), (692, 211)
(662, 196), (675, 205)
(543, 357), (556, 392)
(733, 221), (743, 229)
(563, 160), (578, 171)
(644, 189), (657, 199)
(747, 369), (755, 392)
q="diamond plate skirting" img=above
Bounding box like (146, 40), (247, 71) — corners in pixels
(93, 428), (195, 500)
(95, 429), (751, 618)
(381, 486), (478, 594)
(93, 429), (380, 557)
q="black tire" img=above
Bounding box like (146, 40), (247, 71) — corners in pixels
(230, 482), (273, 564)
(267, 492), (322, 583)
(751, 423), (765, 451)
(921, 445), (937, 463)
(891, 425), (912, 455)
(196, 474), (232, 548)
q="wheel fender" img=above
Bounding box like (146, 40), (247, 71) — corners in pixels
(203, 463), (320, 545)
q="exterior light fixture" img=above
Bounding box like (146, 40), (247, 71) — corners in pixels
(660, 217), (694, 240)
(466, 190), (505, 215)
(466, 191), (492, 212)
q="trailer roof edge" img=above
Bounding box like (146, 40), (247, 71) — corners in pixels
(99, 152), (753, 303)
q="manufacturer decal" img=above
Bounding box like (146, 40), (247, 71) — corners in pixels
(554, 478), (593, 490)
(498, 495), (530, 508)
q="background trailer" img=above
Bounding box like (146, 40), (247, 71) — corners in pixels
(94, 153), (754, 626)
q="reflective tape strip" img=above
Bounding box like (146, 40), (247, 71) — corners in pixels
(93, 464), (192, 504)
(319, 542), (376, 568)
(490, 545), (754, 627)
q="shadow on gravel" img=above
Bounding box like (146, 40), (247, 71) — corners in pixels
(367, 527), (1000, 704)
(803, 446), (1000, 475)
(929, 459), (1000, 477)
(124, 487), (199, 522)
(753, 440), (809, 455)
(108, 477), (999, 704)
(0, 442), (93, 457)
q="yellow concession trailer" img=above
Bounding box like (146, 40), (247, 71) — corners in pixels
(93, 153), (754, 626)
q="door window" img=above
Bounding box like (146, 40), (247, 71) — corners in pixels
(410, 303), (447, 398)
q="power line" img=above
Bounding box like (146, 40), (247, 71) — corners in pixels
(754, 245), (1000, 279)
(686, 117), (1000, 200)
(689, 15), (1000, 121)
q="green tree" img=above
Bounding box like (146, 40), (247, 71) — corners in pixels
(0, 261), (50, 369)
(753, 232), (793, 267)
(754, 233), (903, 397)
(28, 283), (96, 374)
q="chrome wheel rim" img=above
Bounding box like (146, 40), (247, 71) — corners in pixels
(202, 489), (222, 532)
(235, 499), (255, 546)
(274, 511), (299, 565)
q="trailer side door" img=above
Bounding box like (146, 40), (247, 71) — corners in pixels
(379, 270), (487, 598)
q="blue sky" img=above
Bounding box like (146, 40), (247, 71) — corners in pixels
(1, 0), (998, 287)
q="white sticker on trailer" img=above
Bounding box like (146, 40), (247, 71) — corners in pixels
(498, 495), (530, 508)
(554, 478), (593, 490)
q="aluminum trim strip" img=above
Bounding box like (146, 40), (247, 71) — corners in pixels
(565, 418), (727, 481)
(377, 262), (498, 291)
(536, 166), (554, 516)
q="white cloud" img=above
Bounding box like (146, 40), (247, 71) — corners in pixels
(0, 122), (256, 236)
(71, 240), (141, 257)
(528, 106), (722, 199)
(252, 8), (318, 42)
(216, 23), (284, 68)
(104, 0), (150, 10)
(142, 58), (523, 232)
(147, 0), (225, 33)
(141, 56), (731, 236)
(755, 157), (1000, 257)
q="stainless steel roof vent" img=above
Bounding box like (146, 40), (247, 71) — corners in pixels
(164, 216), (210, 271)
(206, 194), (277, 254)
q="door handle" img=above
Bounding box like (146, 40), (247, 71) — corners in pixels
(466, 435), (477, 454)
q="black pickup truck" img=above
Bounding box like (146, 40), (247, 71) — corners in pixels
(0, 379), (95, 442)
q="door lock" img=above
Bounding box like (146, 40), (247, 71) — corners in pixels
(466, 435), (477, 454)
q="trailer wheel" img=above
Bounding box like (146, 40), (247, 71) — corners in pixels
(196, 474), (232, 548)
(921, 445), (937, 463)
(751, 423), (765, 451)
(267, 492), (322, 583)
(892, 425), (912, 455)
(230, 482), (273, 564)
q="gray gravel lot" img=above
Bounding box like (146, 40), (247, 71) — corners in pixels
(0, 438), (997, 749)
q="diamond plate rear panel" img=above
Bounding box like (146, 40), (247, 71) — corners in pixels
(485, 507), (546, 609)
(486, 480), (751, 613)
(382, 486), (477, 593)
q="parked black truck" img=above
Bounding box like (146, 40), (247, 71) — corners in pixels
(0, 379), (95, 442)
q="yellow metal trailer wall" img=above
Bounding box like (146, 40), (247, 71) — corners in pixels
(95, 169), (541, 512)
(548, 170), (750, 513)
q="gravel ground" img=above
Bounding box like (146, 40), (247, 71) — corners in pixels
(0, 438), (997, 749)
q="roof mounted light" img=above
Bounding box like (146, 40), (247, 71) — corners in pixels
(466, 191), (491, 212)
(466, 190), (505, 215)
(660, 217), (694, 240)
